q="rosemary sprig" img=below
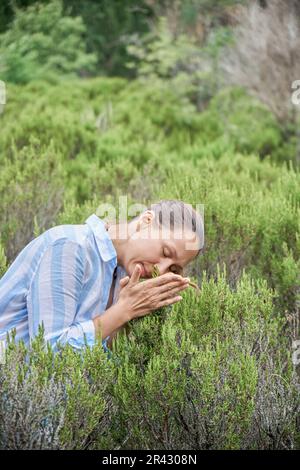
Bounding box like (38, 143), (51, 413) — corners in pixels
(152, 264), (160, 278)
(151, 264), (200, 295)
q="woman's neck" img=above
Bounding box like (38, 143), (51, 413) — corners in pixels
(107, 221), (131, 268)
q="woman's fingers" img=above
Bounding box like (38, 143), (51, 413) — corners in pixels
(118, 267), (191, 320)
(120, 276), (130, 288)
(149, 272), (187, 287)
(155, 279), (189, 295)
(129, 264), (142, 285)
(157, 283), (189, 301)
(156, 295), (183, 309)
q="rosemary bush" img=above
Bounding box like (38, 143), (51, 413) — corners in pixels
(0, 69), (299, 450)
(0, 271), (299, 449)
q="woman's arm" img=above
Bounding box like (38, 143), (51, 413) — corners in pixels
(97, 273), (131, 349)
(93, 299), (130, 343)
(106, 326), (124, 349)
(27, 239), (108, 351)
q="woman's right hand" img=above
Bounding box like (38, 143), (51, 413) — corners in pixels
(118, 263), (190, 320)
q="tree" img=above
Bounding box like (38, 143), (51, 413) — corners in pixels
(0, 0), (97, 84)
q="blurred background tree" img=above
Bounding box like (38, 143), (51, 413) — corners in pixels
(0, 0), (154, 77)
(0, 0), (97, 83)
(0, 0), (245, 79)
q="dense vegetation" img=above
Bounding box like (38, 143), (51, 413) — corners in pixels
(0, 0), (299, 449)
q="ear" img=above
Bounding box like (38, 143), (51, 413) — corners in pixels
(136, 209), (155, 231)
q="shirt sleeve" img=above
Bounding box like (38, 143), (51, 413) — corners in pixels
(26, 238), (111, 353)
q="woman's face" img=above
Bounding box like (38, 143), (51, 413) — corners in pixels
(121, 211), (200, 279)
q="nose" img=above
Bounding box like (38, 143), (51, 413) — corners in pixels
(156, 260), (174, 276)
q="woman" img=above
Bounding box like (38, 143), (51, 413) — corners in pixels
(0, 199), (204, 355)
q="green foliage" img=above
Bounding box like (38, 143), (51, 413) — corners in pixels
(0, 137), (65, 261)
(0, 0), (247, 81)
(63, 0), (152, 77)
(1, 77), (298, 316)
(178, 0), (246, 20)
(0, 209), (299, 450)
(126, 16), (233, 110)
(152, 264), (160, 277)
(2, 272), (297, 449)
(195, 86), (283, 158)
(157, 151), (300, 315)
(110, 270), (299, 450)
(0, 6), (299, 447)
(0, 78), (289, 202)
(0, 242), (7, 278)
(0, 0), (97, 84)
(0, 326), (115, 449)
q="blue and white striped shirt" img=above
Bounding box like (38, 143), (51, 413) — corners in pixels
(0, 214), (127, 353)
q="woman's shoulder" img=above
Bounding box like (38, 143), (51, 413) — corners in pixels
(37, 222), (89, 249)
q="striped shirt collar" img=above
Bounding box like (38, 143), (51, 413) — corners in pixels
(85, 214), (117, 262)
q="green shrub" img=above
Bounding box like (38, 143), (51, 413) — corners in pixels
(1, 271), (298, 449)
(110, 270), (299, 450)
(0, 137), (64, 262)
(1, 77), (298, 312)
(63, 0), (152, 77)
(0, 74), (298, 450)
(0, 242), (7, 278)
(188, 87), (283, 159)
(156, 152), (300, 316)
(0, 327), (115, 449)
(0, 0), (97, 84)
(0, 77), (285, 160)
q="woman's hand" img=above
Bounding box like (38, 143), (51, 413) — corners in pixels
(117, 264), (190, 321)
